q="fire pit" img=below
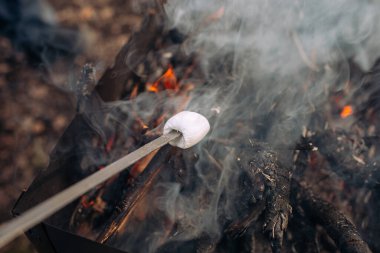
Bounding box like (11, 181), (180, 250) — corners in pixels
(8, 0), (380, 252)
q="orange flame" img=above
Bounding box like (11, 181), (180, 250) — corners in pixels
(340, 105), (353, 118)
(146, 65), (178, 93)
(146, 84), (159, 93)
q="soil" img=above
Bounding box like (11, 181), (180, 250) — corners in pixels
(0, 1), (143, 252)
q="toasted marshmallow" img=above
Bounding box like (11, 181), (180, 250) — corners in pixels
(164, 111), (210, 149)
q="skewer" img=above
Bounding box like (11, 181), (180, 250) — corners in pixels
(0, 111), (210, 249)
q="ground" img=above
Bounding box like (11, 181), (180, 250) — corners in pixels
(0, 1), (142, 252)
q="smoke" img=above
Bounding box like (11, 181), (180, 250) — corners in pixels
(161, 0), (380, 153)
(130, 0), (380, 252)
(81, 0), (380, 252)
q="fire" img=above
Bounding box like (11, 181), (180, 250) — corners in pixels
(130, 85), (139, 99)
(146, 65), (178, 93)
(81, 196), (95, 208)
(146, 84), (159, 93)
(105, 135), (115, 153)
(340, 105), (353, 118)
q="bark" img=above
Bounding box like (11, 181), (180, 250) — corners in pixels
(95, 7), (166, 102)
(96, 145), (173, 243)
(291, 181), (372, 253)
(310, 130), (380, 189)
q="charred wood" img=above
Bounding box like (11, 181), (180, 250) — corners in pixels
(95, 7), (166, 102)
(291, 181), (372, 253)
(287, 209), (320, 253)
(96, 145), (173, 243)
(233, 140), (292, 253)
(310, 130), (380, 189)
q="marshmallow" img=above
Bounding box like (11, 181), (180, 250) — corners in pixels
(164, 111), (210, 149)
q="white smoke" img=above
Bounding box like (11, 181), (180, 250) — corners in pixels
(161, 0), (380, 147)
(116, 0), (380, 252)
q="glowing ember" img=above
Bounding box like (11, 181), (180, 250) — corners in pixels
(81, 196), (95, 208)
(136, 118), (149, 130)
(340, 105), (353, 118)
(146, 84), (159, 93)
(146, 65), (178, 93)
(105, 135), (115, 153)
(130, 85), (139, 99)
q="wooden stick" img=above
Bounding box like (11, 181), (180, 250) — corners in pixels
(0, 131), (181, 249)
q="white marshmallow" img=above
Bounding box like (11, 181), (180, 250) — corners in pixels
(164, 111), (210, 149)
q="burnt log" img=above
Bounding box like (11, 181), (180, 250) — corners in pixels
(223, 140), (293, 253)
(244, 142), (292, 253)
(89, 136), (294, 253)
(291, 181), (372, 253)
(96, 145), (173, 244)
(95, 9), (166, 102)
